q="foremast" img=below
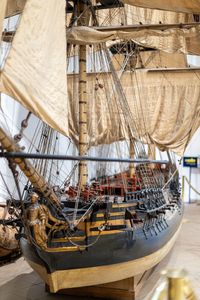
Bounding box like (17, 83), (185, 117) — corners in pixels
(78, 1), (89, 189)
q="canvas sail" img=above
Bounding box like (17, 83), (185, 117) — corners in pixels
(0, 0), (69, 136)
(68, 73), (127, 147)
(126, 51), (187, 69)
(111, 51), (187, 71)
(121, 70), (200, 155)
(96, 3), (194, 26)
(68, 70), (200, 156)
(1, 0), (199, 155)
(95, 4), (200, 54)
(67, 26), (200, 55)
(123, 0), (200, 14)
(4, 0), (200, 16)
(123, 5), (194, 24)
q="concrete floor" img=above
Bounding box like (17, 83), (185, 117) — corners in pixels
(0, 204), (199, 300)
(138, 203), (200, 300)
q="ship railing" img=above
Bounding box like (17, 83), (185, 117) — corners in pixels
(136, 203), (168, 214)
(124, 187), (163, 202)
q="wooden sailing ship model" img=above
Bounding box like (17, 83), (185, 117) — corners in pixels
(0, 204), (21, 264)
(0, 0), (200, 293)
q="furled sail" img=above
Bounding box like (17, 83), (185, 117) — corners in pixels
(123, 0), (200, 14)
(67, 26), (200, 55)
(68, 70), (200, 156)
(96, 5), (200, 55)
(0, 0), (69, 136)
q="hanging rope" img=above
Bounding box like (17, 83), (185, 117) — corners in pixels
(183, 175), (200, 196)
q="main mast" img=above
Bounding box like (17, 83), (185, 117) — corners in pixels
(78, 1), (89, 189)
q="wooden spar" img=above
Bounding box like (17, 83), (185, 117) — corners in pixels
(147, 67), (200, 72)
(0, 152), (169, 164)
(92, 22), (200, 32)
(78, 2), (89, 189)
(0, 127), (60, 207)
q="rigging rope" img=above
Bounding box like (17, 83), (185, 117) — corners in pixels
(67, 226), (104, 249)
(183, 175), (200, 196)
(162, 169), (178, 191)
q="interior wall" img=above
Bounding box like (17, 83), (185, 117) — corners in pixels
(180, 128), (200, 203)
(180, 56), (200, 203)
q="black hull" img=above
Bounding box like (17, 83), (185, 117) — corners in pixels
(20, 202), (183, 291)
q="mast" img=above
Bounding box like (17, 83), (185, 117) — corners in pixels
(78, 1), (89, 189)
(129, 138), (135, 177)
(148, 144), (156, 169)
(148, 144), (156, 161)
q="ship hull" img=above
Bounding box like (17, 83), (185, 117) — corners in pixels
(20, 204), (183, 292)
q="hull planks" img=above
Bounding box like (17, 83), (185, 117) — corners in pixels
(20, 197), (183, 292)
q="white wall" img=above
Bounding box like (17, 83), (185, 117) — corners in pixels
(180, 128), (200, 203)
(180, 56), (200, 203)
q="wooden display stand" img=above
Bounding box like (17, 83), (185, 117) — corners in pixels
(46, 268), (154, 300)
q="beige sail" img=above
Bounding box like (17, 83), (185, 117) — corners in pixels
(123, 0), (200, 14)
(0, 0), (69, 137)
(96, 3), (194, 26)
(68, 73), (127, 147)
(123, 5), (194, 25)
(95, 4), (200, 55)
(67, 26), (200, 55)
(136, 51), (187, 69)
(0, 0), (7, 41)
(112, 51), (187, 72)
(4, 0), (200, 17)
(1, 0), (199, 155)
(68, 70), (200, 156)
(123, 70), (200, 155)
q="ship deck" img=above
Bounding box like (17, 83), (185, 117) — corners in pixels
(0, 203), (199, 300)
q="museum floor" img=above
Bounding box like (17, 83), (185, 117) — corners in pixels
(0, 203), (199, 300)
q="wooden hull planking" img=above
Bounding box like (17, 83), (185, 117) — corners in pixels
(23, 223), (181, 292)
